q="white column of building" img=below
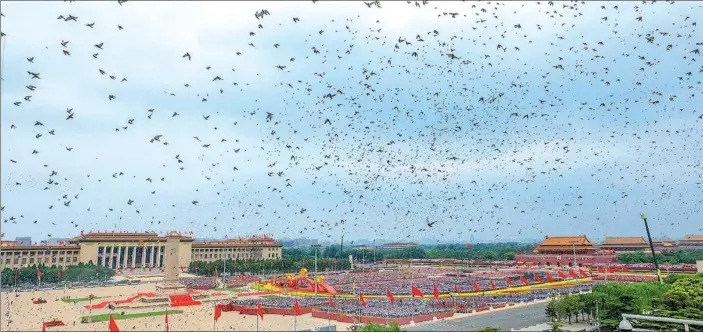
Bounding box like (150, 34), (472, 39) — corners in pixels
(131, 247), (136, 268)
(146, 245), (151, 266)
(151, 246), (157, 267)
(116, 246), (122, 269)
(141, 246), (146, 268)
(157, 245), (162, 267)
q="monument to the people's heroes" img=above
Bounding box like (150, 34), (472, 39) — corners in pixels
(156, 231), (187, 295)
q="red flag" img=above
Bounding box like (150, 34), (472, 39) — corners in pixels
(455, 285), (461, 294)
(165, 311), (169, 332)
(14, 270), (18, 281)
(569, 269), (579, 278)
(608, 267), (614, 274)
(505, 277), (513, 286)
(195, 264), (200, 270)
(473, 281), (481, 293)
(214, 304), (222, 321)
(546, 273), (555, 282)
(149, 267), (153, 272)
(256, 301), (264, 320)
(323, 260), (327, 265)
(386, 289), (395, 304)
(329, 296), (335, 307)
(520, 275), (529, 286)
(37, 269), (43, 280)
(598, 267), (605, 273)
(623, 266), (629, 272)
(465, 243), (472, 249)
(109, 315), (120, 332)
(433, 284), (439, 299)
(614, 266), (622, 272)
(558, 270), (567, 279)
(294, 299), (301, 315)
(533, 273), (543, 283)
(411, 285), (424, 298)
(359, 293), (367, 307)
(58, 270), (62, 278)
(579, 268), (587, 277)
(489, 280), (496, 290)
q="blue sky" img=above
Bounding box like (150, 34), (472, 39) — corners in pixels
(1, 1), (702, 243)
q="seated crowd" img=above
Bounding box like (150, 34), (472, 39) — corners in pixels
(180, 277), (216, 289)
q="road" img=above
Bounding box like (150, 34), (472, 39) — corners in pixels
(405, 301), (549, 332)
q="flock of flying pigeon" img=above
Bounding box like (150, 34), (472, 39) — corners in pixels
(1, 0), (702, 243)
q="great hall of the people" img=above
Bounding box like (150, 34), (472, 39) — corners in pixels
(0, 231), (282, 270)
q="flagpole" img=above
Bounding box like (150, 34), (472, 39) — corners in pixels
(256, 308), (259, 332)
(294, 303), (297, 332)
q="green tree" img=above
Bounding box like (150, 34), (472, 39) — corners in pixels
(474, 326), (501, 332)
(358, 322), (402, 332)
(555, 297), (571, 324)
(546, 322), (565, 332)
(545, 300), (558, 321)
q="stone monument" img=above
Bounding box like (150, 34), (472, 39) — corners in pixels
(156, 231), (187, 295)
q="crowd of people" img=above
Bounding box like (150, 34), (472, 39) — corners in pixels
(334, 272), (561, 295)
(317, 298), (447, 319)
(322, 272), (430, 286)
(231, 296), (332, 308)
(223, 275), (260, 288)
(591, 274), (660, 282)
(180, 277), (216, 289)
(590, 263), (698, 272)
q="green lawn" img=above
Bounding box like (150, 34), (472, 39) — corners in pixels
(62, 297), (102, 303)
(261, 295), (282, 299)
(82, 310), (182, 322)
(213, 287), (245, 292)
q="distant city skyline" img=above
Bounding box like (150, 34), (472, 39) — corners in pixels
(3, 232), (695, 247)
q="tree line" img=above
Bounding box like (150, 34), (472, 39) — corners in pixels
(314, 242), (535, 262)
(617, 250), (703, 264)
(1, 262), (114, 285)
(545, 273), (703, 331)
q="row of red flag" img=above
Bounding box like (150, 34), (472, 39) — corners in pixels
(355, 269), (590, 306)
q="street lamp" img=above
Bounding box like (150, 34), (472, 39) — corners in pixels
(568, 240), (580, 285)
(640, 213), (664, 284)
(311, 244), (321, 296)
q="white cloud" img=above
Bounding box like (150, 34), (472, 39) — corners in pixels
(1, 1), (701, 241)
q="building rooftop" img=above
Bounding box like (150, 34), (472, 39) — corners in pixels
(601, 237), (648, 246)
(67, 231), (193, 242)
(539, 235), (594, 247)
(192, 236), (281, 247)
(682, 235), (703, 242)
